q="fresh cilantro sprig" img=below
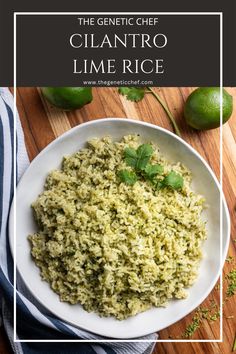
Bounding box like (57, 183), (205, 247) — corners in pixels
(118, 87), (145, 102)
(118, 87), (181, 137)
(118, 170), (137, 185)
(144, 163), (164, 180)
(160, 170), (184, 190)
(124, 144), (153, 171)
(118, 143), (183, 191)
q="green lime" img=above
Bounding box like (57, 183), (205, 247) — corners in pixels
(41, 87), (93, 111)
(184, 87), (233, 130)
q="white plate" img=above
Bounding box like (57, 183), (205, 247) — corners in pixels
(9, 118), (230, 339)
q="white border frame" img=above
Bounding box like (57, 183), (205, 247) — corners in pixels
(13, 11), (223, 343)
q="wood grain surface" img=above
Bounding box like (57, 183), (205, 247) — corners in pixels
(3, 87), (235, 354)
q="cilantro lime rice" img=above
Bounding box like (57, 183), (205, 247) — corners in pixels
(29, 135), (207, 320)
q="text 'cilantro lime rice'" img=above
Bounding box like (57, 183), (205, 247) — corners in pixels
(29, 135), (207, 320)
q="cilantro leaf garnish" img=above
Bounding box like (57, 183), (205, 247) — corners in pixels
(160, 171), (183, 190)
(124, 144), (153, 171)
(144, 163), (164, 180)
(118, 87), (145, 102)
(118, 170), (137, 185)
(124, 147), (137, 168)
(136, 144), (153, 170)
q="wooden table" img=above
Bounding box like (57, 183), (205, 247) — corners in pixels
(2, 87), (235, 354)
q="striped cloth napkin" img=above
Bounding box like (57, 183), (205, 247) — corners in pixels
(0, 88), (157, 354)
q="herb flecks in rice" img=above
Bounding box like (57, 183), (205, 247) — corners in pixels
(28, 135), (207, 320)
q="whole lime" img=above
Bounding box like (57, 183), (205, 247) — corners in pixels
(184, 87), (233, 130)
(41, 87), (93, 111)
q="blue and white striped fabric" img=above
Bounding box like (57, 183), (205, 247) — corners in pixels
(0, 88), (157, 354)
